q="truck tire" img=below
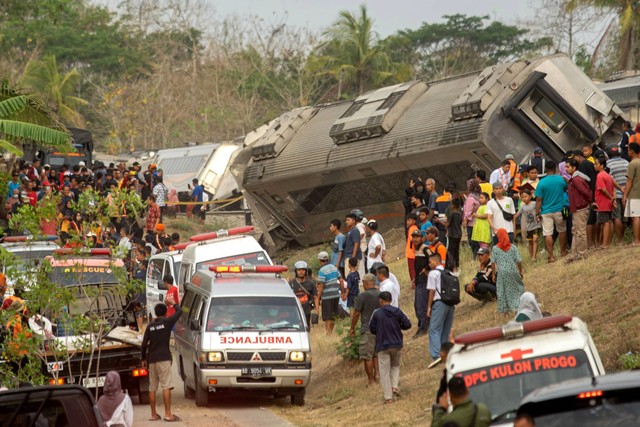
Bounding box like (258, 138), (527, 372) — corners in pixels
(138, 388), (150, 405)
(184, 378), (195, 400)
(194, 369), (208, 407)
(290, 388), (305, 406)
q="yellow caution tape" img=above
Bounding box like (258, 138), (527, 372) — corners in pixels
(165, 195), (244, 206)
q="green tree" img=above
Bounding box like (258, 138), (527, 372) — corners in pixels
(22, 55), (88, 127)
(0, 80), (71, 156)
(568, 0), (640, 70)
(399, 14), (551, 80)
(309, 5), (410, 97)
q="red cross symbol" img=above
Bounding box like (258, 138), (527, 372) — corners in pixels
(500, 348), (533, 361)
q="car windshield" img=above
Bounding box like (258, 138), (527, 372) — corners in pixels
(206, 296), (304, 332)
(524, 392), (640, 426)
(457, 350), (593, 422)
(4, 249), (54, 273)
(196, 251), (270, 271)
(49, 262), (123, 286)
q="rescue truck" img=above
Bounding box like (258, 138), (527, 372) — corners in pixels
(447, 315), (604, 425)
(36, 249), (150, 403)
(175, 265), (311, 407)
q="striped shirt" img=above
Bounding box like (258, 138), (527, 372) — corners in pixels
(318, 263), (341, 300)
(608, 157), (629, 198)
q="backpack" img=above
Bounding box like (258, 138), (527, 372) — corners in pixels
(424, 242), (456, 272)
(437, 269), (461, 306)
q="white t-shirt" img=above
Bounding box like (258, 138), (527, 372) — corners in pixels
(368, 232), (385, 264)
(379, 278), (400, 308)
(356, 223), (367, 253)
(486, 197), (516, 233)
(427, 265), (444, 301)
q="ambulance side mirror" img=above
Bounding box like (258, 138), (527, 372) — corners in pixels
(190, 319), (199, 331)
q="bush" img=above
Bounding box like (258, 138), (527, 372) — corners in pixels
(335, 318), (360, 361)
(619, 352), (640, 370)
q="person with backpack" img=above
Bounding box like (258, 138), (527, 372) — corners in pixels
(369, 291), (412, 404)
(427, 253), (457, 368)
(424, 226), (454, 271)
(491, 228), (524, 318)
(289, 261), (318, 327)
(432, 377), (491, 427)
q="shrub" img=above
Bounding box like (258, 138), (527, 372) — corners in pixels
(619, 352), (640, 370)
(335, 318), (360, 361)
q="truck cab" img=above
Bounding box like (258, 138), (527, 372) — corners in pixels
(1, 235), (60, 296)
(175, 265), (311, 407)
(145, 250), (183, 321)
(447, 315), (604, 425)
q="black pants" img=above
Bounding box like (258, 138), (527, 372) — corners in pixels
(448, 237), (461, 268)
(466, 281), (497, 301)
(414, 283), (429, 332)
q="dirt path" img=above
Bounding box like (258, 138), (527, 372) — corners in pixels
(132, 355), (294, 427)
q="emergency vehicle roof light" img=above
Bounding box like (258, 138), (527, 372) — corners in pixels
(209, 265), (288, 274)
(53, 248), (111, 256)
(455, 315), (573, 345)
(3, 235), (58, 243)
(578, 390), (603, 399)
(190, 226), (255, 242)
(173, 242), (194, 250)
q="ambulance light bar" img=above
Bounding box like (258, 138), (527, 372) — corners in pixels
(173, 242), (194, 250)
(455, 315), (573, 345)
(209, 265), (288, 274)
(578, 390), (603, 399)
(190, 226), (255, 242)
(53, 248), (111, 256)
(4, 235), (57, 243)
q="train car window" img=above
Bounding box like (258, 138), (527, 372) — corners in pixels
(341, 101), (365, 118)
(533, 98), (567, 132)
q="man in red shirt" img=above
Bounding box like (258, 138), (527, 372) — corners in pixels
(163, 275), (180, 318)
(594, 157), (617, 249)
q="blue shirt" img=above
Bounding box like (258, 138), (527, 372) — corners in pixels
(318, 263), (341, 299)
(534, 174), (567, 214)
(7, 181), (20, 200)
(331, 233), (346, 267)
(419, 221), (433, 237)
(192, 184), (203, 202)
(343, 227), (362, 261)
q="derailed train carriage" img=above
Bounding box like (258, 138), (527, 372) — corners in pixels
(231, 54), (625, 249)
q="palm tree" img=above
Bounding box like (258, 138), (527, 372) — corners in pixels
(21, 55), (88, 127)
(316, 5), (408, 96)
(568, 0), (639, 69)
(0, 80), (71, 157)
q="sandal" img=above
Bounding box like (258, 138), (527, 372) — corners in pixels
(164, 416), (182, 422)
(149, 415), (161, 421)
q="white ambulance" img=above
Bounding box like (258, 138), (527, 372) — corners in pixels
(176, 226), (272, 288)
(1, 235), (60, 296)
(446, 315), (605, 426)
(175, 265), (311, 407)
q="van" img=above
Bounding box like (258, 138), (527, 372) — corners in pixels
(177, 226), (272, 289)
(175, 265), (311, 407)
(145, 251), (183, 321)
(446, 315), (604, 425)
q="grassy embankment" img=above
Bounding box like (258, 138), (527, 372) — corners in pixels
(271, 230), (640, 426)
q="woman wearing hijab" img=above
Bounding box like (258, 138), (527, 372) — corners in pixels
(463, 178), (482, 257)
(491, 228), (524, 317)
(515, 292), (543, 322)
(97, 371), (133, 427)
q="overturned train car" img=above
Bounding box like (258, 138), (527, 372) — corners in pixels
(232, 54), (625, 249)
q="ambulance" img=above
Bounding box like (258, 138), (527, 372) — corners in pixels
(174, 265), (311, 407)
(446, 315), (604, 425)
(176, 226), (272, 288)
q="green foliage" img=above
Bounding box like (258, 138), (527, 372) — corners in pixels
(335, 318), (360, 361)
(619, 352), (640, 369)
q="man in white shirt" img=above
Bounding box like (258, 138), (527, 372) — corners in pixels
(427, 253), (454, 366)
(489, 159), (512, 191)
(376, 265), (399, 308)
(486, 181), (517, 243)
(366, 220), (385, 265)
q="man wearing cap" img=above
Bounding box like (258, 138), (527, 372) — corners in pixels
(489, 159), (512, 191)
(528, 147), (547, 177)
(432, 377), (491, 427)
(317, 251), (345, 335)
(465, 248), (496, 302)
(486, 182), (516, 242)
(369, 290), (411, 403)
(607, 144), (629, 242)
(350, 273), (380, 385)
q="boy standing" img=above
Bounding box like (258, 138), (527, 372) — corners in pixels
(405, 213), (419, 285)
(445, 198), (462, 273)
(330, 219), (346, 278)
(515, 189), (541, 261)
(162, 275), (180, 318)
(345, 257), (360, 309)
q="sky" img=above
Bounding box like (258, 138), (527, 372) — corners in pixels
(98, 0), (535, 36)
(210, 0), (531, 36)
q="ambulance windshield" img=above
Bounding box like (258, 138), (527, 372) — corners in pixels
(458, 350), (593, 422)
(196, 251), (270, 271)
(206, 296), (304, 332)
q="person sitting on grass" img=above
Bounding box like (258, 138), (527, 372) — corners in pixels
(465, 247), (496, 302)
(515, 292), (543, 322)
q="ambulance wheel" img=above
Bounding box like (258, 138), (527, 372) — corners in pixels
(290, 389), (305, 406)
(194, 370), (208, 407)
(138, 388), (149, 405)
